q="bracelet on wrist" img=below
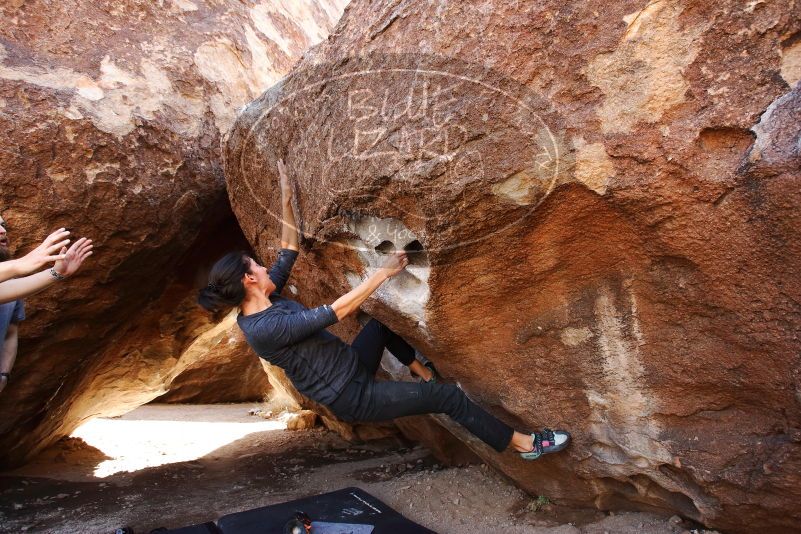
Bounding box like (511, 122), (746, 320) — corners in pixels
(49, 267), (66, 281)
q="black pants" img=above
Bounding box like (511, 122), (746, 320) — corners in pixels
(329, 319), (514, 452)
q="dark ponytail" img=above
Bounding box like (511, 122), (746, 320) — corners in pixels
(198, 251), (250, 313)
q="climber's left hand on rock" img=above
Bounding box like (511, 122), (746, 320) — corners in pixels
(277, 158), (292, 202)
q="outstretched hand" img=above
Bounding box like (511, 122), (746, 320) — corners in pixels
(379, 251), (409, 278)
(53, 237), (94, 278)
(16, 228), (71, 275)
(277, 158), (292, 202)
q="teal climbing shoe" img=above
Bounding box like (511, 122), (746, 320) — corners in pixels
(520, 428), (571, 460)
(420, 360), (441, 384)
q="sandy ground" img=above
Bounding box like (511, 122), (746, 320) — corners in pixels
(0, 404), (718, 534)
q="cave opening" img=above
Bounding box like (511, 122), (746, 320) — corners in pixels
(69, 404), (287, 478)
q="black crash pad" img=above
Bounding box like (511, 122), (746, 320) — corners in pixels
(151, 522), (220, 534)
(216, 487), (435, 534)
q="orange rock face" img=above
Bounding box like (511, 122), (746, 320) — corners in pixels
(224, 0), (801, 531)
(154, 320), (271, 405)
(0, 0), (348, 468)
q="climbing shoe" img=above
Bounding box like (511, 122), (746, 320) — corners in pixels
(519, 428), (571, 460)
(420, 360), (441, 384)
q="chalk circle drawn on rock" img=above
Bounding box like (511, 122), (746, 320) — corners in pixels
(238, 53), (563, 254)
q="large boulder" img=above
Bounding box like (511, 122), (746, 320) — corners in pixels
(153, 317), (271, 404)
(223, 0), (801, 531)
(0, 0), (348, 468)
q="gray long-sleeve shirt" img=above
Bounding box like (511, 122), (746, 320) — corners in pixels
(237, 248), (359, 405)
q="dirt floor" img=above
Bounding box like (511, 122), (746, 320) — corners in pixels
(0, 404), (718, 534)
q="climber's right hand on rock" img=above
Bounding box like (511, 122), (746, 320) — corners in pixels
(16, 228), (71, 275)
(379, 251), (409, 278)
(330, 251), (409, 321)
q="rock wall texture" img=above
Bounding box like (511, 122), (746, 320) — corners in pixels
(153, 318), (271, 404)
(224, 0), (801, 531)
(0, 0), (348, 468)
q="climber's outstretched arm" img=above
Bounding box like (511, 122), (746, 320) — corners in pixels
(330, 251), (408, 320)
(277, 159), (299, 252)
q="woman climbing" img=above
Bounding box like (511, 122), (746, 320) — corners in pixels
(198, 159), (570, 460)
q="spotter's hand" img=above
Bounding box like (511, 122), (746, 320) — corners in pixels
(17, 228), (71, 274)
(53, 237), (94, 278)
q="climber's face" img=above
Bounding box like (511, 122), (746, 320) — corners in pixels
(243, 257), (276, 295)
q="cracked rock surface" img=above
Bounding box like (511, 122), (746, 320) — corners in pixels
(224, 1), (801, 531)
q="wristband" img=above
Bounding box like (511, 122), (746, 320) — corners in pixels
(49, 267), (66, 281)
(0, 372), (8, 379)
